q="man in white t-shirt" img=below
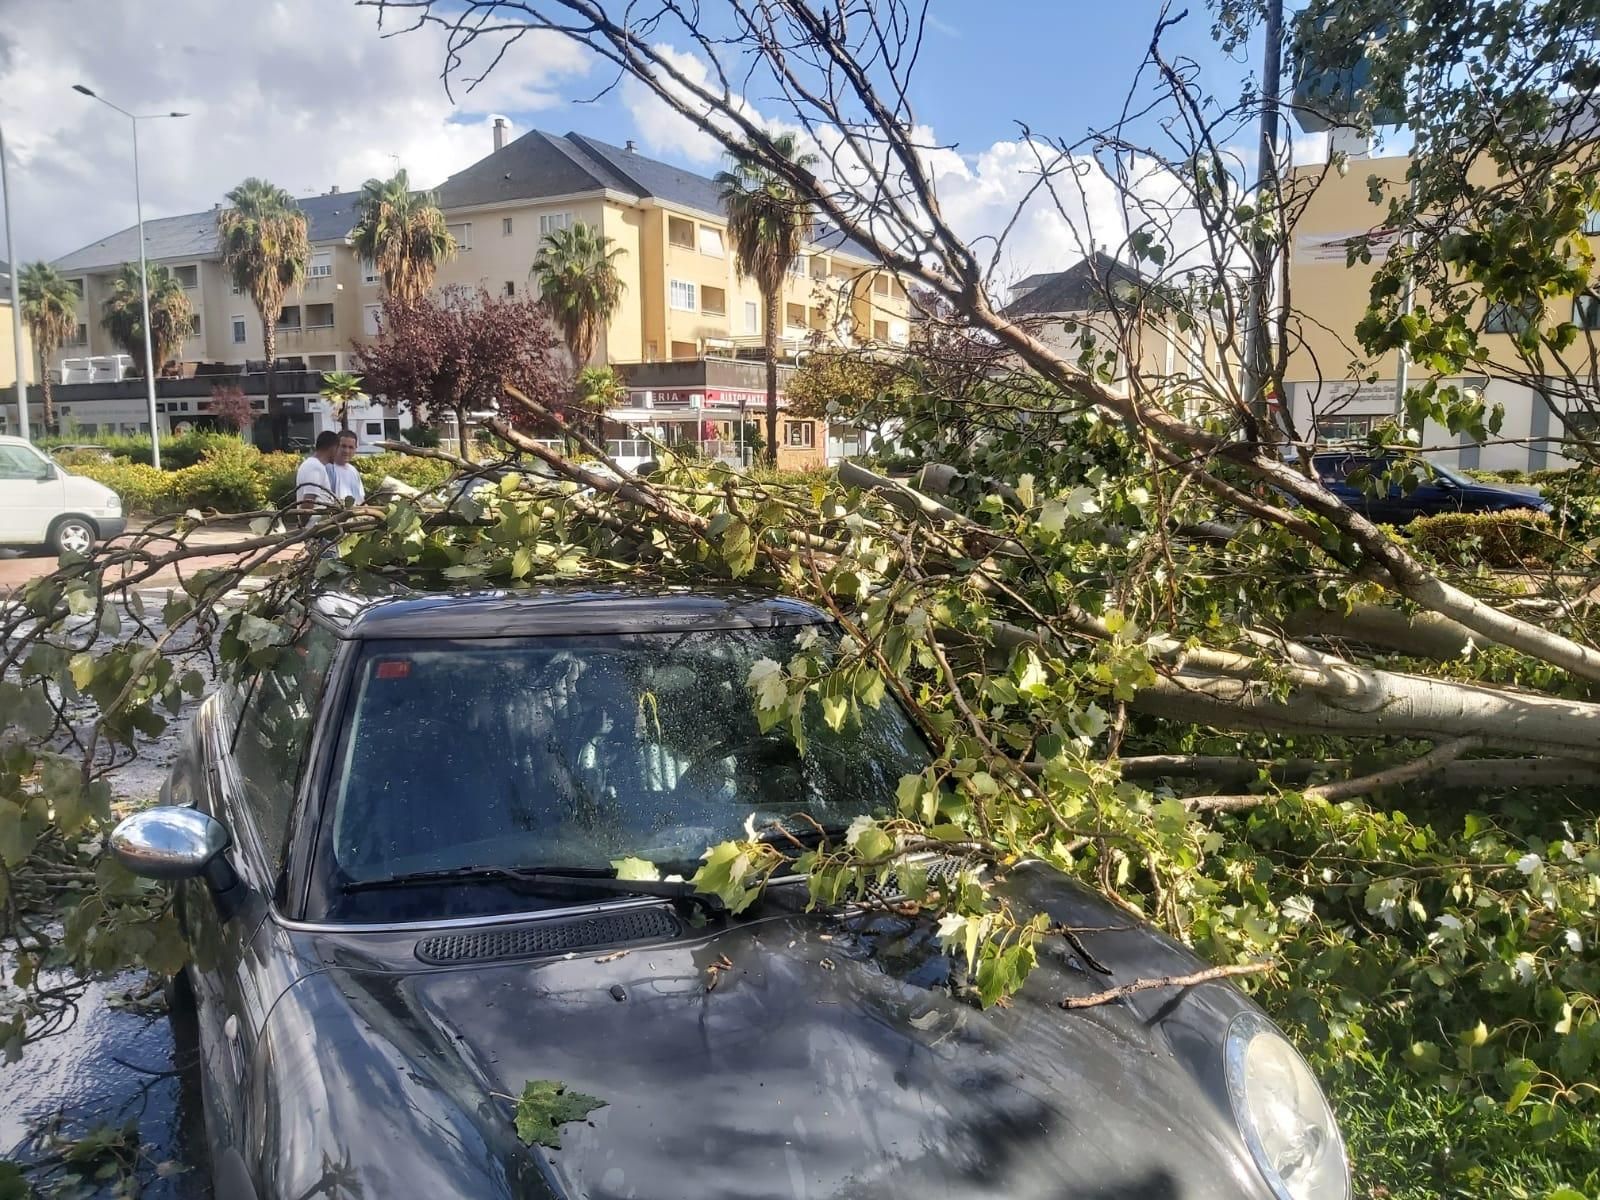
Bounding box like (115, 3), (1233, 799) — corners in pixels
(294, 431), (341, 521)
(332, 429), (366, 504)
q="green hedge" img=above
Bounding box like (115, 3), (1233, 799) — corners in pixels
(69, 445), (455, 515)
(40, 430), (249, 470)
(1404, 508), (1559, 567)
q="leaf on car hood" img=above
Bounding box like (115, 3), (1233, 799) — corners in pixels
(514, 1079), (608, 1149)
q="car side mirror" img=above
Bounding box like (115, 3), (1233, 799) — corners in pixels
(111, 807), (232, 884)
(1436, 476), (1458, 489)
(34, 463), (56, 481)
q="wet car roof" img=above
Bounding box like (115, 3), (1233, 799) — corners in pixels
(311, 584), (831, 640)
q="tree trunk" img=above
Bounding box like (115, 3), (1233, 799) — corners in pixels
(1131, 666), (1600, 759)
(763, 288), (780, 467)
(456, 405), (470, 458)
(263, 315), (278, 449)
(37, 345), (55, 433)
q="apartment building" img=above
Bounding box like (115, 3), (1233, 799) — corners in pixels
(1285, 149), (1599, 471)
(43, 126), (912, 462)
(1003, 251), (1232, 418)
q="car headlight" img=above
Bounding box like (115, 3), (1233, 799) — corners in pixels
(1225, 1011), (1349, 1200)
(106, 494), (122, 514)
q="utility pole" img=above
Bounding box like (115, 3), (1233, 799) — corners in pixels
(1, 121), (31, 441)
(1243, 0), (1285, 432)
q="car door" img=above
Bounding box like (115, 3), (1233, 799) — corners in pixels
(181, 625), (339, 1169)
(0, 442), (64, 544)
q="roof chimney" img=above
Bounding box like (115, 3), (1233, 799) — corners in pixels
(328, 184), (340, 195)
(493, 117), (507, 152)
(625, 139), (637, 153)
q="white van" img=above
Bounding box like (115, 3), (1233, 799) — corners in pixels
(0, 435), (126, 555)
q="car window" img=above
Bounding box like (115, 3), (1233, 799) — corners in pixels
(1313, 454), (1356, 482)
(324, 628), (929, 893)
(0, 444), (49, 480)
(232, 623), (339, 871)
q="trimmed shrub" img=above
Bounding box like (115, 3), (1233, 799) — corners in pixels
(67, 460), (174, 514)
(355, 453), (453, 492)
(1405, 508), (1559, 568)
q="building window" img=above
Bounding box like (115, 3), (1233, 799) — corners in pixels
(786, 302), (806, 328)
(1317, 415), (1377, 441)
(362, 304), (382, 336)
(873, 274), (891, 296)
(306, 303), (335, 328)
(788, 257), (806, 278)
(539, 212), (573, 237)
(670, 279), (697, 311)
(231, 280), (241, 296)
(231, 316), (247, 345)
(1484, 299), (1537, 334)
(698, 226), (725, 257)
(365, 421), (382, 436)
(309, 354), (338, 371)
(785, 420), (815, 448)
(701, 285), (726, 315)
(308, 250), (333, 279)
(504, 281), (516, 297)
(447, 222), (472, 250)
(1575, 293), (1600, 329)
(361, 258), (380, 286)
(502, 217), (514, 237)
(744, 301), (759, 334)
(278, 306), (301, 329)
(873, 319), (889, 341)
(670, 340), (698, 360)
(810, 255), (827, 279)
(72, 323), (88, 347)
(188, 314), (202, 338)
(66, 278), (84, 298)
(668, 216), (695, 248)
(175, 264), (199, 289)
(889, 320), (909, 345)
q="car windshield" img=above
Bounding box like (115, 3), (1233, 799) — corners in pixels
(318, 626), (928, 917)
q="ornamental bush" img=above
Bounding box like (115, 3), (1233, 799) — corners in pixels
(1405, 509), (1559, 568)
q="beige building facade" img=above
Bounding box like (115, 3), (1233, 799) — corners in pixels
(1285, 150), (1597, 471)
(46, 128), (910, 461)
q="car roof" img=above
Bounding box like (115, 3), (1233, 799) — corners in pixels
(310, 583), (831, 640)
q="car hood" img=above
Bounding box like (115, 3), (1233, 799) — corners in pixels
(257, 867), (1274, 1200)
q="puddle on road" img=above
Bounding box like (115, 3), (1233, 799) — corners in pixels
(0, 972), (212, 1197)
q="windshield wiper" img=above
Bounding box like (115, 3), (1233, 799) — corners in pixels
(342, 864), (725, 919)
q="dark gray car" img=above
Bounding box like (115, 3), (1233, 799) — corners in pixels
(111, 586), (1349, 1200)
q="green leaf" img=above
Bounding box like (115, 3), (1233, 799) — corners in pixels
(513, 1079), (607, 1148)
(853, 827), (893, 861)
(610, 857), (660, 881)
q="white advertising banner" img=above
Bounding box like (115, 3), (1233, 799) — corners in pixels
(1293, 227), (1402, 265)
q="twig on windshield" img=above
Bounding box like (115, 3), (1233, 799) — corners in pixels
(1059, 961), (1272, 1010)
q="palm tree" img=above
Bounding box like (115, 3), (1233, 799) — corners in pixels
(351, 169), (456, 304)
(18, 262), (78, 432)
(530, 221), (627, 367)
(319, 370), (366, 429)
(100, 263), (192, 381)
(715, 133), (818, 464)
(217, 178), (309, 439)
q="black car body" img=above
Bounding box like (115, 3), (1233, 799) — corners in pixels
(113, 587), (1348, 1200)
(1311, 451), (1550, 523)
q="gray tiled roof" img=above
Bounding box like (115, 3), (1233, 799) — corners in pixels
(1001, 251), (1153, 317)
(52, 191), (362, 275)
(434, 129), (643, 210)
(437, 128), (881, 262)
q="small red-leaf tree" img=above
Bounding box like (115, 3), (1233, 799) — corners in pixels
(353, 287), (570, 456)
(208, 384), (256, 436)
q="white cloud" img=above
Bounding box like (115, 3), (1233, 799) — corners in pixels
(0, 0), (592, 262)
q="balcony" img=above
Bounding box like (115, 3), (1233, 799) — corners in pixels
(614, 356), (799, 397)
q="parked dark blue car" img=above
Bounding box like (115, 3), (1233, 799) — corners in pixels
(1311, 452), (1552, 524)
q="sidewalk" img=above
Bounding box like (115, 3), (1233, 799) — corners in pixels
(0, 518), (275, 595)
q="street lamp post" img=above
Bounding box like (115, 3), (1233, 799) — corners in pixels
(1, 121), (31, 440)
(72, 85), (187, 469)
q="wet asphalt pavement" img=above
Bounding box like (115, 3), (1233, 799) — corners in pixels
(2, 590), (222, 1197)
